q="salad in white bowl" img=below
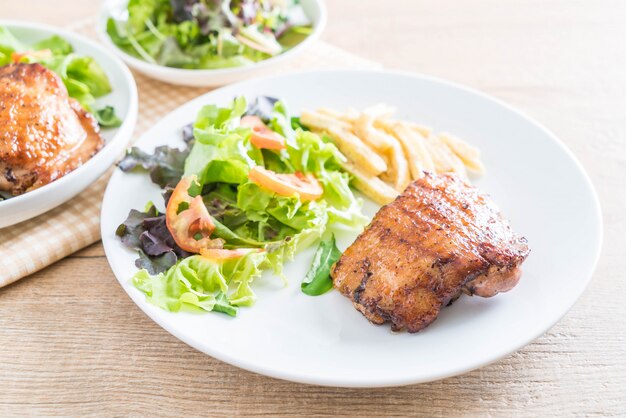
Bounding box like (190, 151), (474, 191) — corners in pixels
(98, 0), (326, 86)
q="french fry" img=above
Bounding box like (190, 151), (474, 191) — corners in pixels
(438, 132), (485, 174)
(317, 105), (395, 124)
(406, 121), (433, 138)
(353, 114), (395, 151)
(316, 107), (359, 123)
(355, 115), (411, 191)
(306, 105), (484, 203)
(374, 118), (432, 138)
(362, 103), (396, 119)
(423, 134), (468, 179)
(300, 110), (352, 131)
(325, 126), (388, 176)
(345, 108), (361, 120)
(340, 161), (399, 205)
(372, 117), (395, 134)
(390, 123), (435, 179)
(381, 138), (412, 192)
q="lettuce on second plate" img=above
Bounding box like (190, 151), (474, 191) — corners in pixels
(106, 0), (313, 70)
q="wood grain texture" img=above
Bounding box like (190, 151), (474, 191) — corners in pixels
(1, 0), (625, 416)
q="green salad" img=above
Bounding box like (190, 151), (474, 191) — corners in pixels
(107, 0), (313, 69)
(116, 96), (366, 315)
(0, 26), (122, 127)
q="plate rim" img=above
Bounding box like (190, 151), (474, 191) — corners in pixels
(0, 19), (139, 225)
(101, 68), (603, 387)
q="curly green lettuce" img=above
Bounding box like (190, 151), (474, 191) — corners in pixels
(132, 249), (266, 316)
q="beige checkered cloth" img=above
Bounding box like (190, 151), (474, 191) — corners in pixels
(0, 19), (380, 288)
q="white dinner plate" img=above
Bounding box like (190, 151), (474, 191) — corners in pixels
(97, 0), (326, 87)
(101, 70), (602, 387)
(0, 20), (138, 228)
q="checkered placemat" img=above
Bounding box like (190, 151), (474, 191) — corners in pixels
(0, 18), (380, 288)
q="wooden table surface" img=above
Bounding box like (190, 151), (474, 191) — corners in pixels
(2, 1), (625, 416)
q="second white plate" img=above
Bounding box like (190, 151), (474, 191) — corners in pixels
(101, 70), (602, 387)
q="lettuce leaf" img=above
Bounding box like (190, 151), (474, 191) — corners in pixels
(93, 106), (122, 128)
(184, 141), (253, 185)
(192, 96), (248, 143)
(278, 25), (313, 49)
(116, 205), (190, 274)
(0, 26), (24, 65)
(43, 53), (113, 112)
(261, 202), (327, 279)
(127, 0), (164, 35)
(185, 97), (263, 185)
(118, 144), (191, 188)
(198, 55), (253, 69)
(301, 234), (341, 296)
(65, 55), (112, 97)
(235, 180), (325, 242)
(132, 249), (266, 316)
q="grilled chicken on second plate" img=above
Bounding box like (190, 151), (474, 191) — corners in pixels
(0, 63), (103, 196)
(331, 172), (530, 333)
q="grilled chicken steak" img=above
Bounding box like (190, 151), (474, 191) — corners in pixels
(331, 172), (529, 333)
(0, 63), (103, 195)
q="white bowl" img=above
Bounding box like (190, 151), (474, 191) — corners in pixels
(0, 20), (138, 229)
(97, 0), (327, 87)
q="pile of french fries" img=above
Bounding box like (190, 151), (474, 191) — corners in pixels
(300, 104), (485, 205)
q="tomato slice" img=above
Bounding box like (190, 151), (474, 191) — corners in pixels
(248, 166), (323, 201)
(240, 115), (286, 150)
(199, 248), (263, 262)
(11, 49), (52, 63)
(166, 176), (223, 253)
